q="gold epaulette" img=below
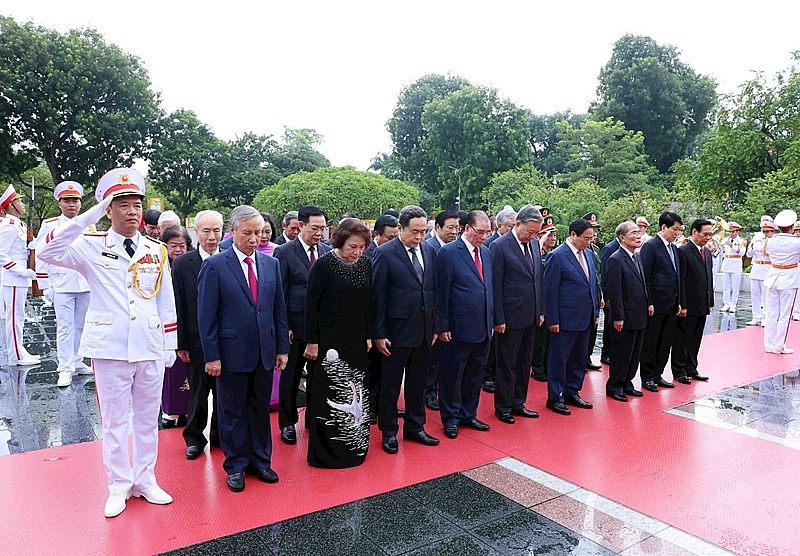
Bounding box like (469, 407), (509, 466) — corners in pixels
(143, 235), (164, 245)
(43, 216), (59, 223)
(83, 231), (107, 237)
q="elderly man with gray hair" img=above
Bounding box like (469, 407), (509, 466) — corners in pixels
(276, 210), (300, 245)
(490, 205), (545, 423)
(158, 210), (181, 232)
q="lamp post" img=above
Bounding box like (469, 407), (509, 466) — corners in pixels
(449, 164), (471, 211)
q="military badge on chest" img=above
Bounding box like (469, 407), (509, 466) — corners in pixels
(129, 244), (168, 299)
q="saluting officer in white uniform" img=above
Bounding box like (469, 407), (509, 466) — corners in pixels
(0, 185), (40, 366)
(763, 210), (800, 354)
(35, 181), (94, 387)
(719, 221), (747, 312)
(38, 169), (178, 518)
(746, 217), (775, 326)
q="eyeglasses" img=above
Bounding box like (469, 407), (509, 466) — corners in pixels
(468, 226), (491, 237)
(306, 225), (325, 233)
(626, 231), (643, 237)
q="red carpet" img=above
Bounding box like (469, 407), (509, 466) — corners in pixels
(1, 325), (799, 555)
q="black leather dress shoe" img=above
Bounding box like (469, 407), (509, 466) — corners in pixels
(425, 398), (440, 410)
(185, 445), (202, 460)
(586, 362), (602, 371)
(531, 374), (548, 383)
(600, 357), (611, 365)
(245, 465), (279, 483)
(382, 436), (399, 454)
(209, 434), (221, 448)
(655, 378), (675, 388)
(624, 388), (644, 397)
(546, 398), (571, 415)
(675, 376), (692, 385)
(403, 430), (440, 446)
(564, 394), (593, 409)
(643, 381), (658, 392)
(368, 412), (378, 425)
(444, 425), (458, 439)
(227, 472), (245, 492)
(159, 416), (178, 430)
(512, 406), (539, 418)
(460, 418), (491, 431)
(689, 373), (709, 381)
(496, 411), (515, 424)
(606, 392), (628, 403)
(280, 425), (297, 445)
(482, 380), (496, 394)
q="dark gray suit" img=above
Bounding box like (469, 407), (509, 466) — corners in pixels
(423, 234), (446, 402)
(672, 242), (714, 379)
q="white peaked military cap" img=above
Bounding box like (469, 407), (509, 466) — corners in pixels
(95, 168), (146, 203)
(728, 221), (742, 230)
(54, 181), (83, 200)
(0, 185), (20, 211)
(774, 210), (798, 229)
(761, 220), (777, 231)
(760, 215), (773, 224)
(635, 216), (650, 227)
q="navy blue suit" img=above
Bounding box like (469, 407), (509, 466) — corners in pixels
(544, 241), (599, 402)
(423, 234), (446, 401)
(435, 237), (494, 426)
(372, 238), (436, 437)
(490, 231), (545, 413)
(197, 248), (289, 474)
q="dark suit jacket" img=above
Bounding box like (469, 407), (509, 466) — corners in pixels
(372, 238), (436, 347)
(364, 240), (379, 261)
(678, 242), (714, 315)
(638, 235), (681, 315)
(172, 249), (204, 357)
(218, 236), (233, 250)
(425, 234), (445, 253)
(484, 231), (501, 247)
(274, 239), (332, 337)
(605, 248), (650, 329)
(197, 249), (289, 373)
(544, 242), (599, 331)
(490, 231), (544, 330)
(435, 238), (494, 343)
(600, 238), (620, 296)
(275, 234), (287, 245)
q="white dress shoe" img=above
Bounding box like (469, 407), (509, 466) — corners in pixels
(780, 348), (795, 355)
(728, 306), (737, 313)
(793, 315), (800, 321)
(132, 485), (173, 505)
(9, 357), (40, 367)
(745, 319), (760, 326)
(719, 305), (729, 312)
(56, 372), (72, 387)
(104, 491), (131, 518)
(74, 365), (93, 376)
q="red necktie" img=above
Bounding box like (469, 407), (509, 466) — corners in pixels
(309, 246), (316, 264)
(700, 248), (706, 262)
(474, 248), (484, 281)
(244, 257), (258, 304)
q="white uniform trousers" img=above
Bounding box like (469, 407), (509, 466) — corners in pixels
(0, 313), (7, 367)
(93, 358), (164, 495)
(751, 278), (766, 321)
(1, 286), (34, 362)
(764, 287), (799, 352)
(722, 272), (742, 308)
(53, 291), (90, 374)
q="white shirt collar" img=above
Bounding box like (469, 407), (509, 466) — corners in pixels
(658, 232), (672, 247)
(566, 237), (581, 256)
(620, 244), (636, 258)
(460, 233), (477, 254)
(298, 235), (314, 256)
(436, 234), (446, 247)
(109, 229), (138, 251)
(199, 247), (219, 260)
(232, 245), (255, 264)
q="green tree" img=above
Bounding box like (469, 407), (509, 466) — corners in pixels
(215, 133), (281, 207)
(729, 168), (800, 231)
(421, 85), (532, 208)
(148, 110), (226, 218)
(529, 111), (587, 176)
(252, 166), (419, 221)
(594, 34), (716, 173)
(0, 16), (160, 190)
(482, 165), (552, 212)
(271, 127), (330, 177)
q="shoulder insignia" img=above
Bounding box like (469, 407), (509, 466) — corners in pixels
(144, 235), (164, 245)
(83, 231), (108, 237)
(43, 216), (59, 223)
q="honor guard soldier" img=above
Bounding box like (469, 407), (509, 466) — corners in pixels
(719, 222), (747, 312)
(636, 217), (651, 246)
(0, 185), (40, 366)
(763, 210), (800, 354)
(38, 168), (178, 518)
(35, 181), (94, 386)
(746, 217), (775, 326)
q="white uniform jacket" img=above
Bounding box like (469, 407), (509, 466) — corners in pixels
(37, 220), (177, 362)
(764, 233), (800, 291)
(747, 232), (771, 281)
(34, 215), (91, 293)
(720, 236), (747, 273)
(0, 215), (32, 288)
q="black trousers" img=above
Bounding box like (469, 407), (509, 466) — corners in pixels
(601, 306), (612, 362)
(495, 325), (535, 412)
(378, 342), (430, 437)
(278, 337), (307, 429)
(672, 315), (707, 378)
(531, 324), (549, 379)
(587, 320), (598, 364)
(640, 313), (677, 383)
(424, 340), (444, 401)
(606, 327), (644, 395)
(439, 339), (490, 426)
(182, 348), (219, 448)
(483, 335), (497, 383)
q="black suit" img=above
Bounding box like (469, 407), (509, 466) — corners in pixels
(638, 235), (681, 383)
(273, 238), (331, 430)
(600, 239), (620, 362)
(423, 235), (446, 402)
(372, 238), (436, 437)
(672, 242), (714, 378)
(604, 248), (650, 395)
(490, 231), (544, 412)
(172, 249), (219, 448)
(275, 233), (288, 246)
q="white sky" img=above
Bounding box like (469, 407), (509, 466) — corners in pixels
(4, 1), (799, 169)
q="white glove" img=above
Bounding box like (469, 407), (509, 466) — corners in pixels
(18, 268), (36, 280)
(43, 288), (54, 303)
(75, 196), (113, 229)
(163, 350), (177, 368)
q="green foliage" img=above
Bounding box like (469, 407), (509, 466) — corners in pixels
(482, 165), (552, 212)
(594, 34), (716, 173)
(271, 127), (330, 177)
(215, 133), (281, 207)
(252, 166), (419, 221)
(597, 191), (669, 244)
(0, 16), (160, 190)
(18, 164), (58, 228)
(730, 168), (800, 231)
(529, 111), (587, 176)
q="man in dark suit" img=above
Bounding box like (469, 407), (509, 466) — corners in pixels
(365, 214), (399, 261)
(422, 210), (460, 410)
(173, 210), (224, 459)
(198, 206), (289, 492)
(543, 219), (599, 416)
(373, 206), (440, 454)
(490, 205), (544, 424)
(639, 211), (684, 393)
(273, 205), (331, 445)
(435, 210), (494, 439)
(599, 237), (620, 366)
(604, 222), (653, 402)
(274, 211), (299, 245)
(672, 219), (714, 384)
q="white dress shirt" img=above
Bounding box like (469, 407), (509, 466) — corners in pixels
(232, 245), (257, 286)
